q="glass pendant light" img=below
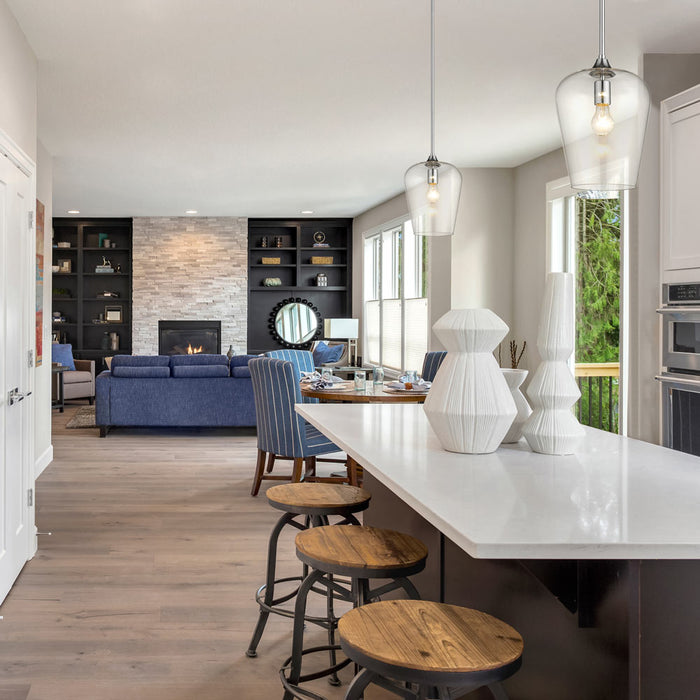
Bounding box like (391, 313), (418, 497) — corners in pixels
(404, 0), (461, 236)
(555, 0), (650, 191)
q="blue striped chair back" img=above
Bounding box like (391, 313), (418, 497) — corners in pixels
(422, 351), (447, 382)
(265, 349), (318, 404)
(249, 357), (308, 458)
(264, 349), (315, 377)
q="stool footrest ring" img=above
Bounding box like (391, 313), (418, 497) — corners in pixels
(280, 644), (351, 698)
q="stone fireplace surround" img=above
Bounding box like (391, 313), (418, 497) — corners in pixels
(132, 217), (248, 356)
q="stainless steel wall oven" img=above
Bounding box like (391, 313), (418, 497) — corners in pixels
(656, 282), (700, 456)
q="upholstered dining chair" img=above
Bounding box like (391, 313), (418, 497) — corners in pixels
(421, 350), (447, 382)
(248, 357), (358, 496)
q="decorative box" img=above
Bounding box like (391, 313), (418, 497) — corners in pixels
(310, 256), (333, 265)
(261, 257), (281, 265)
(263, 277), (282, 287)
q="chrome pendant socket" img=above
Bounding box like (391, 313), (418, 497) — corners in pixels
(594, 78), (611, 105)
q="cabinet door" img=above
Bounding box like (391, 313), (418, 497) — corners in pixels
(662, 89), (700, 271)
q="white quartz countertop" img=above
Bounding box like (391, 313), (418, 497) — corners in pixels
(296, 403), (700, 560)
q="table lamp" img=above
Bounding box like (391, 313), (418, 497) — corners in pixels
(324, 318), (359, 367)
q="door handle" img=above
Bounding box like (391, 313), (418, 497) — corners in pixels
(7, 388), (32, 406)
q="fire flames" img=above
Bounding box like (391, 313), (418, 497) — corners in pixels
(187, 344), (204, 354)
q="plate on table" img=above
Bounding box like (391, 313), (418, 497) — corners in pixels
(308, 382), (354, 392)
(383, 383), (430, 394)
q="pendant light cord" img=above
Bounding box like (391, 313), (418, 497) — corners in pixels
(593, 0), (610, 69)
(429, 0), (436, 160)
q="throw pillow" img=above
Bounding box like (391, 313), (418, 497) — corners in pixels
(312, 341), (344, 366)
(51, 343), (76, 371)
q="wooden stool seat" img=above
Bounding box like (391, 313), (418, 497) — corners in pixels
(338, 600), (523, 698)
(295, 525), (428, 578)
(266, 483), (371, 516)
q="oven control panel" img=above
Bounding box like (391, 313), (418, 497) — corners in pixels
(664, 283), (700, 305)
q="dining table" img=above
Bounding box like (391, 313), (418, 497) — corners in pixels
(300, 380), (428, 403)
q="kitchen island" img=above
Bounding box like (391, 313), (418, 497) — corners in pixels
(296, 402), (700, 700)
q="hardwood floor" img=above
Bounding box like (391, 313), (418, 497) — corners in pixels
(0, 407), (376, 700)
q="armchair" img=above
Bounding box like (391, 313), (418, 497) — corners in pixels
(51, 343), (95, 404)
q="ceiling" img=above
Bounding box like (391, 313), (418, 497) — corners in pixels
(7, 0), (700, 218)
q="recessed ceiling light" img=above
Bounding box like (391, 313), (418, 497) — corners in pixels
(301, 210), (314, 214)
(67, 209), (80, 214)
(185, 209), (198, 214)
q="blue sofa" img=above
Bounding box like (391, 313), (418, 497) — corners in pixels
(95, 354), (257, 436)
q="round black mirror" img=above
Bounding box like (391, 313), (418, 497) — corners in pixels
(269, 298), (322, 348)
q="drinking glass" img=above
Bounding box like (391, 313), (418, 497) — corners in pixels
(354, 370), (366, 391)
(373, 366), (385, 385)
(321, 367), (334, 383)
(405, 370), (418, 384)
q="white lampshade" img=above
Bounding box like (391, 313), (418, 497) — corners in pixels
(556, 67), (650, 191)
(324, 318), (359, 340)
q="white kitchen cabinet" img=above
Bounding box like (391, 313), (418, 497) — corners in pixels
(661, 84), (700, 273)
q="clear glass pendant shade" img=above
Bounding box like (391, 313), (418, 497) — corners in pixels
(556, 67), (650, 190)
(404, 159), (462, 236)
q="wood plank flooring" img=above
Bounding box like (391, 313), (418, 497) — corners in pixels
(0, 406), (383, 700)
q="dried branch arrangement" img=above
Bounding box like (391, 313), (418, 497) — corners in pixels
(509, 340), (526, 369)
(497, 339), (527, 369)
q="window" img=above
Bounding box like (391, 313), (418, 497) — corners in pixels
(363, 218), (428, 372)
(547, 178), (628, 435)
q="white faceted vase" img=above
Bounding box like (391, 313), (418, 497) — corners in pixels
(522, 272), (585, 455)
(423, 309), (516, 454)
(500, 369), (532, 444)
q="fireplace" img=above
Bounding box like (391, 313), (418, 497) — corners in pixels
(158, 320), (222, 355)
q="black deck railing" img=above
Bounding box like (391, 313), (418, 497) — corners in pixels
(575, 363), (620, 434)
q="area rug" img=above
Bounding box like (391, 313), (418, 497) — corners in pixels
(65, 406), (97, 429)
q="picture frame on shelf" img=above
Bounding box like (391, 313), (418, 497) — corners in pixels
(58, 259), (71, 273)
(105, 305), (123, 323)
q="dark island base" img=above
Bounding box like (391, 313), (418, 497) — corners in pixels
(362, 472), (700, 700)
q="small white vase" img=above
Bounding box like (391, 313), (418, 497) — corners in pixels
(522, 272), (585, 455)
(500, 369), (532, 444)
(423, 308), (516, 454)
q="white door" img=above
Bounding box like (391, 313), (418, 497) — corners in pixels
(0, 135), (36, 603)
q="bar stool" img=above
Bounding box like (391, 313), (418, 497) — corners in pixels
(281, 524), (428, 700)
(338, 599), (524, 699)
(246, 483), (371, 659)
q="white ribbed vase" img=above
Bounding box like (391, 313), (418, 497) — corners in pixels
(500, 369), (532, 444)
(423, 309), (516, 454)
(522, 272), (585, 455)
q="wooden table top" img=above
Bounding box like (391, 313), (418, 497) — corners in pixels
(300, 381), (428, 403)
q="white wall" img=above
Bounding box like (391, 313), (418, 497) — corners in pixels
(511, 149), (567, 375)
(35, 142), (52, 477)
(450, 169), (514, 328)
(0, 0), (36, 161)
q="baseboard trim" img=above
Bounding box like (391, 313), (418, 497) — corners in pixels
(35, 445), (53, 478)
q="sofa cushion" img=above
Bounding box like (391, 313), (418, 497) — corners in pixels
(112, 366), (171, 378)
(232, 366), (252, 378)
(172, 365), (230, 378)
(170, 354), (229, 367)
(52, 343), (76, 371)
(230, 353), (257, 368)
(312, 341), (344, 366)
(111, 355), (170, 368)
(63, 370), (93, 385)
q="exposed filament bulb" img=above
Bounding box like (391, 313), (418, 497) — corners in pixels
(591, 102), (614, 136)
